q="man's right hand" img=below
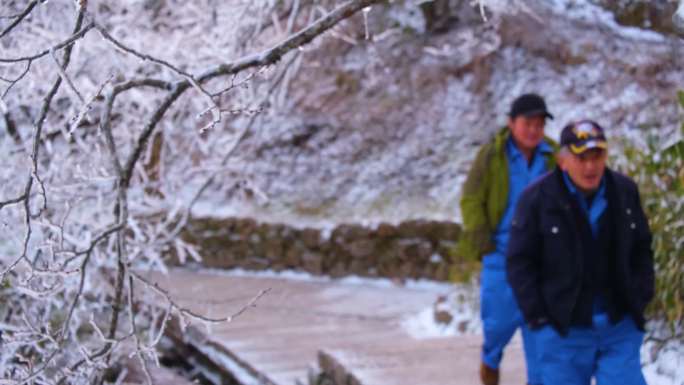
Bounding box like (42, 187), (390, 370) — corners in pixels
(527, 316), (549, 331)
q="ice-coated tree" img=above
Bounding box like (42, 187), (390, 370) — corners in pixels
(0, 0), (385, 383)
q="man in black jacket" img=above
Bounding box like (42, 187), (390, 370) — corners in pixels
(506, 120), (654, 385)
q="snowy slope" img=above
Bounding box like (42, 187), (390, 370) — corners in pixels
(188, 0), (684, 228)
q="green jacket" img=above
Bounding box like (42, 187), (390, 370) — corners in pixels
(457, 127), (558, 263)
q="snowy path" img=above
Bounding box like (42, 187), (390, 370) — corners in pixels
(147, 268), (526, 385)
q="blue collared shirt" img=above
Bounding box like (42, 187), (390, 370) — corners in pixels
(493, 138), (553, 255)
(562, 172), (608, 314)
(561, 172), (607, 237)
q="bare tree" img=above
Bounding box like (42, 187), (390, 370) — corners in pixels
(0, 0), (383, 383)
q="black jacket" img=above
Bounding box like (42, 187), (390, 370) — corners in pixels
(506, 167), (654, 335)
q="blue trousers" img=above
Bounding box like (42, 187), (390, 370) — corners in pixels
(481, 252), (542, 385)
(534, 313), (646, 385)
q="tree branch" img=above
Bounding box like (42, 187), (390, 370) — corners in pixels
(0, 21), (95, 63)
(121, 0), (383, 190)
(0, 0), (41, 40)
(60, 223), (125, 340)
(198, 0), (383, 82)
(1, 60), (32, 99)
(95, 24), (222, 131)
(100, 79), (175, 179)
(129, 270), (271, 324)
(0, 2), (387, 383)
(0, 8), (89, 279)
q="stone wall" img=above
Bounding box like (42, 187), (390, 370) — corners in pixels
(178, 217), (463, 281)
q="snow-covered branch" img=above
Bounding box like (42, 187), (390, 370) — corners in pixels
(0, 0), (41, 40)
(0, 0), (384, 383)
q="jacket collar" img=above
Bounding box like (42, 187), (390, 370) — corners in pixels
(561, 171), (606, 202)
(506, 137), (554, 161)
(494, 126), (558, 156)
(542, 167), (622, 211)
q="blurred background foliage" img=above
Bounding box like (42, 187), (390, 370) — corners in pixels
(614, 91), (684, 334)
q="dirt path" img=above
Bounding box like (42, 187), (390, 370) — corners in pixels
(148, 269), (525, 385)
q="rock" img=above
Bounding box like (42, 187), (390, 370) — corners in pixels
(375, 222), (398, 238)
(421, 263), (437, 280)
(268, 223), (286, 239)
(434, 309), (454, 325)
(432, 221), (462, 242)
(397, 220), (429, 239)
(345, 239), (376, 259)
(243, 257), (270, 271)
(284, 244), (303, 267)
(434, 263), (450, 281)
(301, 228), (322, 249)
(458, 320), (469, 334)
(264, 238), (284, 261)
(237, 217), (257, 239)
(328, 260), (349, 278)
(270, 262), (287, 272)
(396, 239), (433, 261)
(348, 258), (371, 276)
(179, 216), (465, 282)
(331, 224), (368, 243)
(399, 261), (415, 279)
(302, 252), (324, 275)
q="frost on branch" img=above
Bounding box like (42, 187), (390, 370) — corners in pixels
(0, 0), (381, 383)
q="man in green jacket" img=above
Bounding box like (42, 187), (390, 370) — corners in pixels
(458, 94), (557, 385)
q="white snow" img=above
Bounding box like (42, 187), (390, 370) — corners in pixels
(544, 0), (667, 42)
(643, 338), (684, 385)
(401, 286), (482, 339)
(191, 266), (454, 292)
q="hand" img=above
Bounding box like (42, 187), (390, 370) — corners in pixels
(527, 317), (549, 330)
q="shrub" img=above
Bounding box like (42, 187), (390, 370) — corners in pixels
(612, 91), (684, 331)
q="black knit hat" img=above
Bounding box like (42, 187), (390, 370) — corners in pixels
(509, 93), (554, 120)
(560, 120), (608, 155)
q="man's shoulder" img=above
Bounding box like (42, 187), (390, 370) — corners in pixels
(470, 130), (507, 168)
(477, 138), (497, 156)
(605, 169), (642, 204)
(510, 172), (556, 228)
(525, 169), (558, 197)
(480, 127), (508, 152)
(607, 168), (638, 190)
(514, 171), (554, 212)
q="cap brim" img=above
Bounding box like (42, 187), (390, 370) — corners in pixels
(569, 140), (608, 154)
(521, 109), (554, 120)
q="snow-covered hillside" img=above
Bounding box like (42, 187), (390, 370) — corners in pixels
(188, 0), (684, 227)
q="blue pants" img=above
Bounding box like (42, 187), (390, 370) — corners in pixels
(535, 314), (646, 385)
(481, 252), (542, 385)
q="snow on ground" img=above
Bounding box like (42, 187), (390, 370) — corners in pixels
(643, 337), (684, 385)
(543, 0), (666, 42)
(191, 266), (454, 292)
(401, 283), (482, 339)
